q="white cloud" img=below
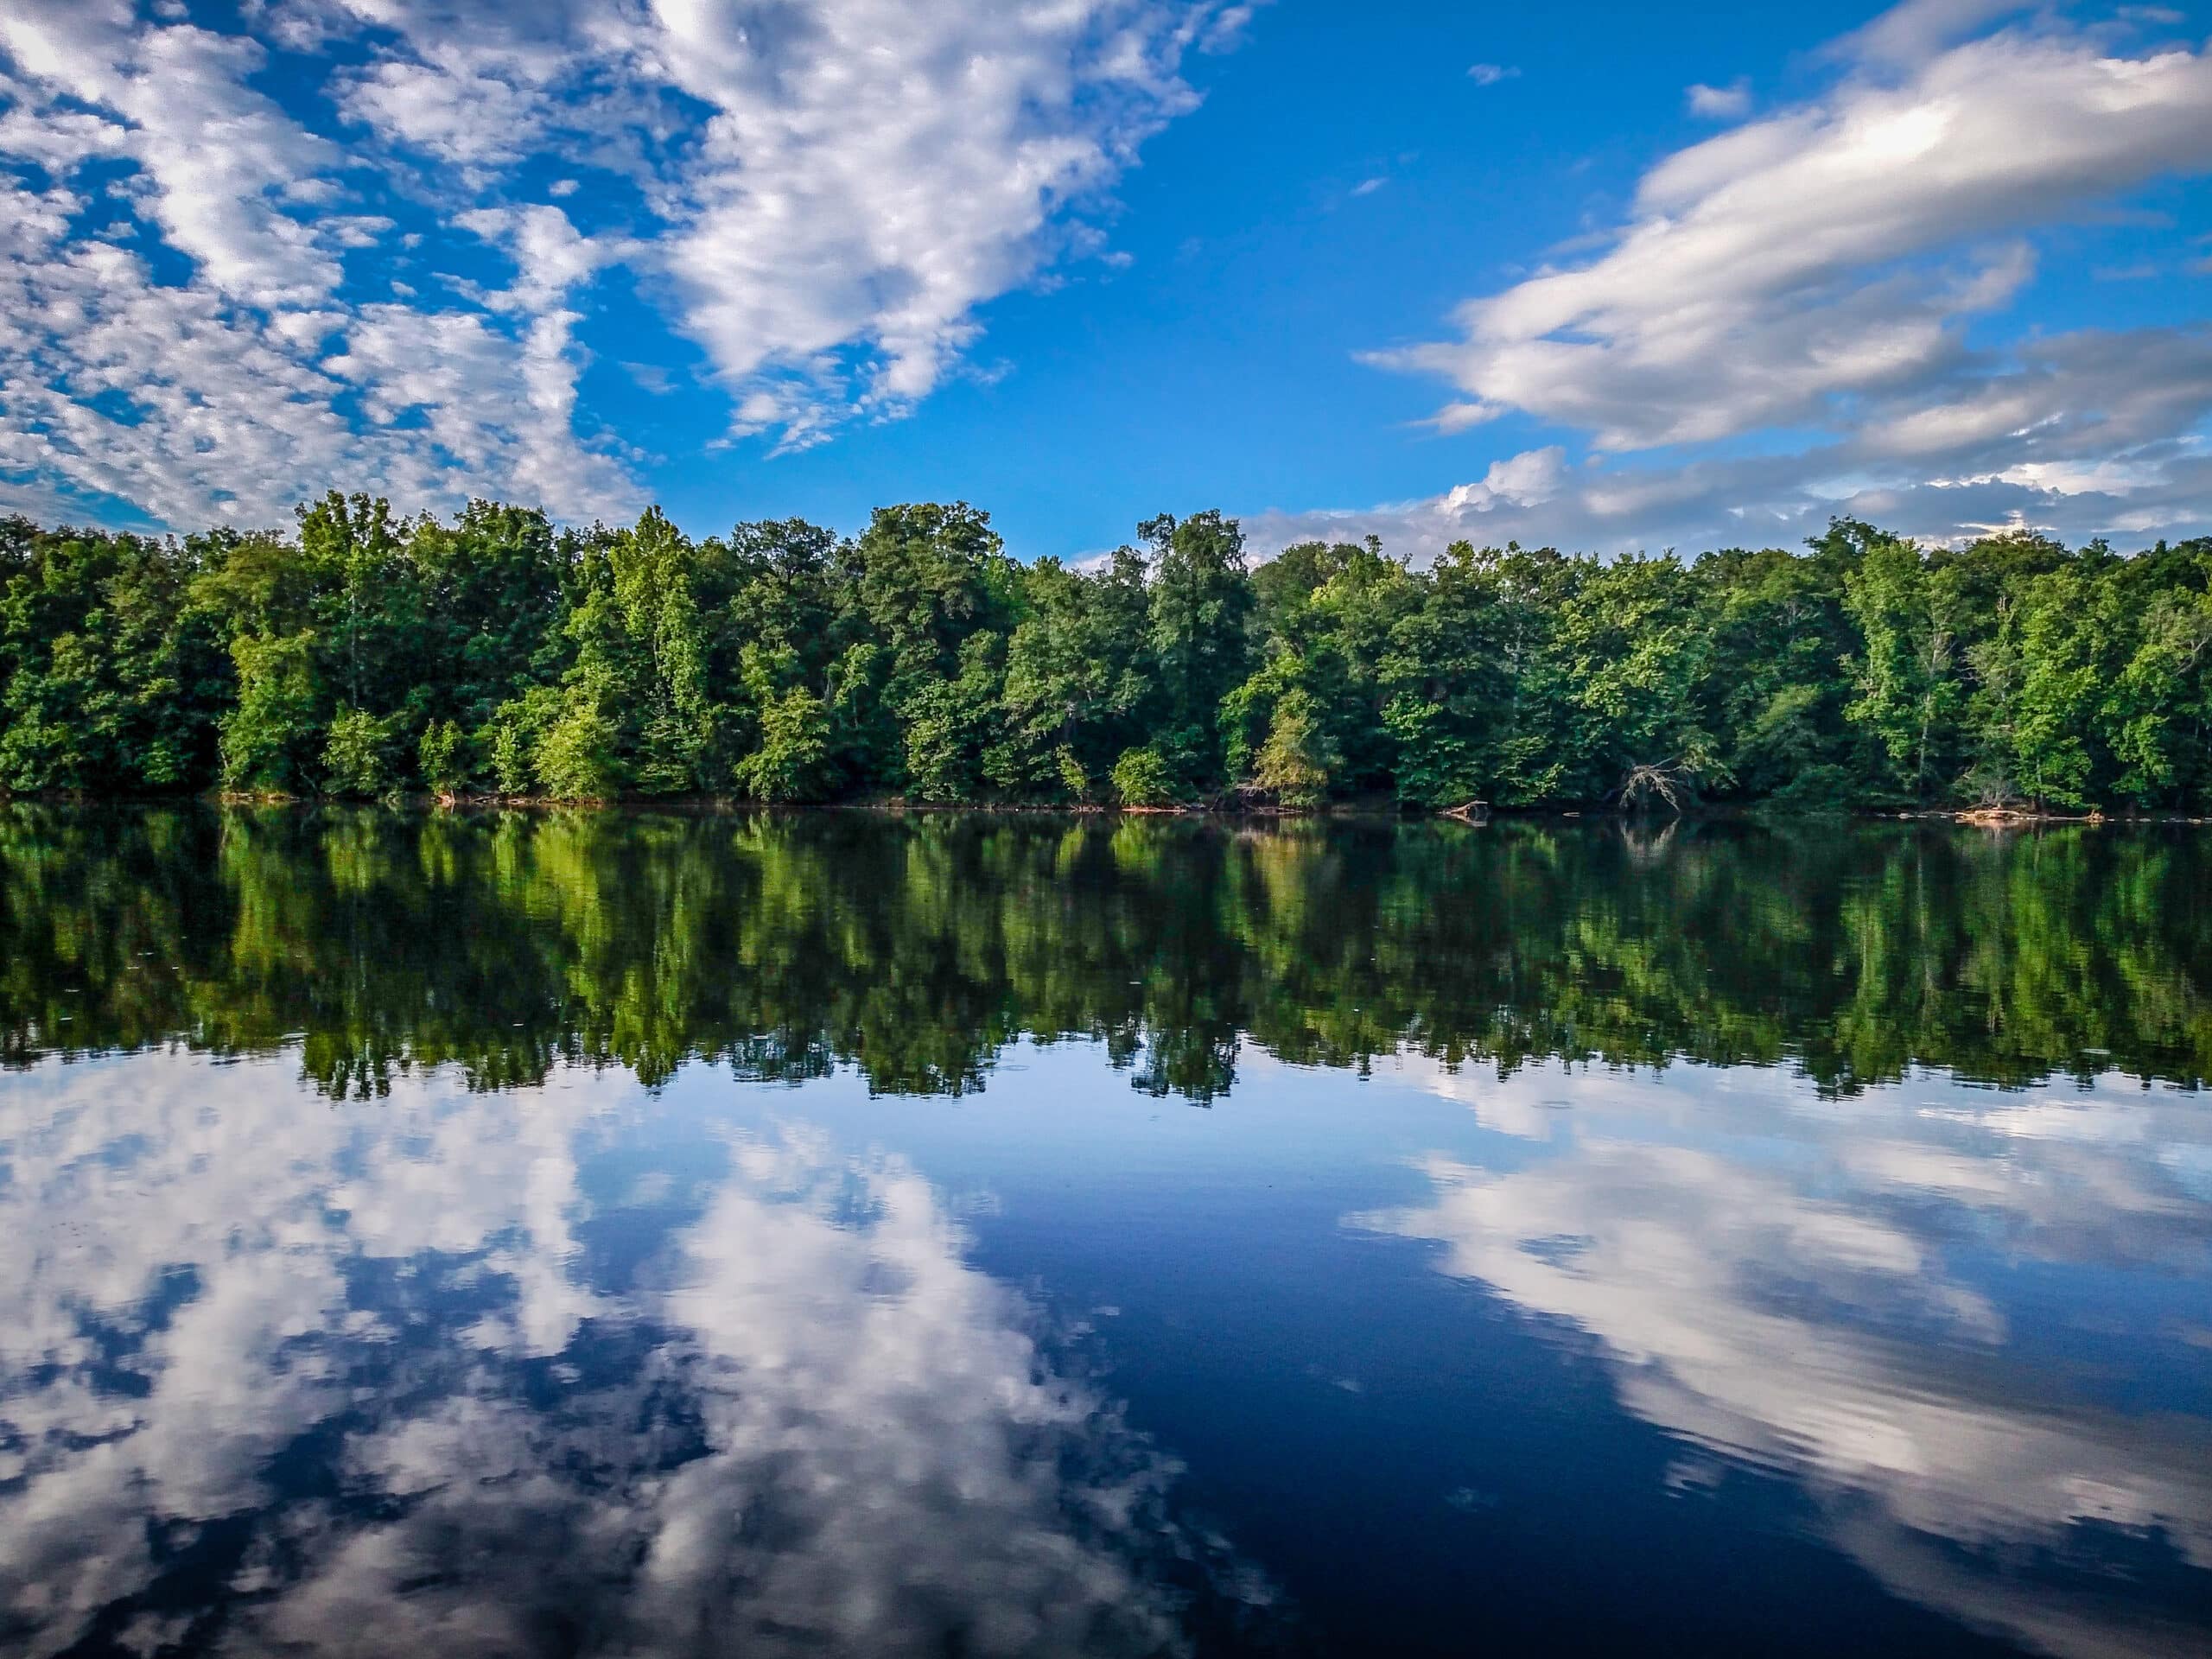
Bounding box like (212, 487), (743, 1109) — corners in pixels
(321, 301), (635, 513)
(0, 0), (1247, 524)
(1325, 14), (2212, 556)
(1248, 441), (2212, 564)
(1834, 0), (2037, 68)
(0, 3), (643, 526)
(318, 0), (1244, 445)
(1685, 79), (1751, 119)
(1257, 319), (2212, 559)
(457, 201), (623, 314)
(1434, 445), (1566, 516)
(342, 52), (554, 170)
(0, 3), (343, 307)
(1424, 398), (1503, 435)
(1386, 33), (2212, 451)
(1467, 62), (1519, 86)
(626, 0), (1232, 443)
(0, 164), (636, 526)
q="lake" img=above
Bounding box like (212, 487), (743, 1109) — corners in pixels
(2, 806), (2208, 1658)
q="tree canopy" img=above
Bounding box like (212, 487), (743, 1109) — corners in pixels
(3, 499), (2209, 811)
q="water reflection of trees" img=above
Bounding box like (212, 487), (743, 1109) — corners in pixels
(3, 805), (2209, 1102)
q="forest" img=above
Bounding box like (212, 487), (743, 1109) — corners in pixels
(3, 494), (2210, 811)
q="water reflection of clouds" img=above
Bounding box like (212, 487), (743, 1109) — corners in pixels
(1356, 1057), (2212, 1659)
(0, 1055), (1251, 1657)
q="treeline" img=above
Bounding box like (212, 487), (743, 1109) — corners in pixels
(4, 496), (2210, 810)
(5, 809), (2209, 1100)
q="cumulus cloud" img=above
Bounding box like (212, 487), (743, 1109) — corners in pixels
(0, 0), (1244, 525)
(1449, 443), (1566, 505)
(0, 3), (643, 525)
(0, 3), (343, 306)
(1253, 320), (2212, 561)
(1321, 7), (2212, 558)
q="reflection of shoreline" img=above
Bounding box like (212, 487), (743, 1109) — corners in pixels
(0, 1055), (1269, 1658)
(1353, 1058), (2212, 1659)
(8, 809), (2212, 1104)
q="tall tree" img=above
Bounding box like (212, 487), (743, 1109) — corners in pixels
(1840, 524), (1966, 801)
(1141, 510), (1254, 796)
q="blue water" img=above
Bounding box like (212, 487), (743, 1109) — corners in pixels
(0, 810), (2208, 1657)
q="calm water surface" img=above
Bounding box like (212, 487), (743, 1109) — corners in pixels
(2, 808), (2209, 1658)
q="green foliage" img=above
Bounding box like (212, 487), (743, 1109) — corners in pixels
(0, 520), (226, 793)
(536, 702), (623, 800)
(1112, 745), (1180, 807)
(1142, 511), (1253, 792)
(299, 491), (411, 718)
(419, 719), (470, 797)
(902, 632), (1003, 802)
(1055, 745), (1090, 804)
(2, 498), (2208, 813)
(734, 647), (831, 802)
(1840, 525), (1967, 799)
(321, 708), (408, 798)
(1252, 686), (1338, 806)
(479, 686), (563, 795)
(220, 632), (320, 792)
(995, 556), (1133, 799)
(2102, 563), (2212, 804)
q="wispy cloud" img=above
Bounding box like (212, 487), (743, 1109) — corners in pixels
(1685, 79), (1751, 119)
(1307, 7), (2212, 556)
(1467, 62), (1520, 86)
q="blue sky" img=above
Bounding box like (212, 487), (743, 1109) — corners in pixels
(1, 0), (2209, 560)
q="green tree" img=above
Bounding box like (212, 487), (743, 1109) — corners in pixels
(536, 701), (622, 800)
(1, 494), (2205, 817)
(1563, 554), (1720, 803)
(321, 707), (407, 798)
(419, 719), (471, 797)
(1141, 511), (1254, 793)
(837, 502), (1020, 796)
(1251, 686), (1338, 807)
(1112, 745), (1180, 806)
(995, 557), (1109, 798)
(2101, 556), (2212, 805)
(405, 500), (569, 734)
(1840, 525), (1966, 800)
(298, 491), (412, 719)
(1696, 542), (1856, 804)
(734, 646), (831, 802)
(220, 632), (320, 793)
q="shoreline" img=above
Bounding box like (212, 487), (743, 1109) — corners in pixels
(4, 790), (2211, 827)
